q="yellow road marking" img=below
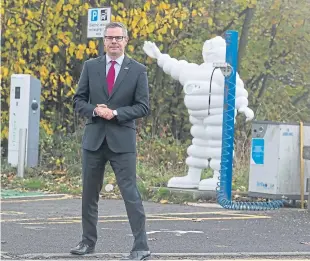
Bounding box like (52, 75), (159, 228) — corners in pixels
(1, 194), (73, 203)
(152, 211), (267, 218)
(21, 220), (82, 225)
(0, 214), (183, 223)
(18, 215), (270, 225)
(7, 214), (270, 225)
(1, 211), (268, 223)
(0, 211), (26, 215)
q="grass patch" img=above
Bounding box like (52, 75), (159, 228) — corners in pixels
(22, 178), (46, 190)
(1, 128), (251, 203)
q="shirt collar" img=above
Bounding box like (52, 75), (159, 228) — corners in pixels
(106, 54), (125, 65)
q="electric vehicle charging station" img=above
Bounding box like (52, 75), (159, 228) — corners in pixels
(8, 74), (41, 169)
(248, 121), (310, 200)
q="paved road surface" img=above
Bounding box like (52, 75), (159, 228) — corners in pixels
(1, 194), (310, 260)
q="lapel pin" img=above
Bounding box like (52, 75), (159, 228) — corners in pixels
(124, 67), (129, 70)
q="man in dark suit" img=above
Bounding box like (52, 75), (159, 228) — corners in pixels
(71, 22), (151, 260)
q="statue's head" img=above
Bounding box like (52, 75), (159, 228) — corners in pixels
(202, 36), (226, 63)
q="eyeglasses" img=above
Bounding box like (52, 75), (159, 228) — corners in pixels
(104, 36), (125, 42)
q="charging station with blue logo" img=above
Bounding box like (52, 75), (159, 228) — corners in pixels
(248, 121), (310, 200)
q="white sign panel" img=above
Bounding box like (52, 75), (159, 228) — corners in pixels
(87, 7), (111, 38)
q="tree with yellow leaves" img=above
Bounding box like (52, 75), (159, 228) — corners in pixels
(1, 0), (309, 152)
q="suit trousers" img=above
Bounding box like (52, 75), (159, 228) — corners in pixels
(81, 139), (149, 251)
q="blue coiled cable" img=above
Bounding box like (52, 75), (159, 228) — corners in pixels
(214, 72), (286, 210)
(207, 31), (286, 210)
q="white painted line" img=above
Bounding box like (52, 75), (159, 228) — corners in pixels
(146, 230), (204, 235)
(127, 230), (205, 237)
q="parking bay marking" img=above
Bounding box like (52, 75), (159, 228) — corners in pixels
(1, 211), (270, 225)
(1, 194), (73, 203)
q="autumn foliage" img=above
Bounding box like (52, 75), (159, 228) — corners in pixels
(1, 0), (310, 150)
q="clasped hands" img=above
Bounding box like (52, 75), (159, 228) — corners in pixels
(94, 104), (115, 120)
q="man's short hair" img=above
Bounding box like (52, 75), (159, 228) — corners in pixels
(103, 22), (128, 37)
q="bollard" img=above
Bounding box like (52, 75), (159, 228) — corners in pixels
(17, 128), (27, 178)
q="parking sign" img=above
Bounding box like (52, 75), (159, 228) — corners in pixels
(91, 10), (98, 21)
(87, 7), (111, 38)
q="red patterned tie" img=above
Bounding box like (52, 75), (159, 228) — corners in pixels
(107, 61), (116, 95)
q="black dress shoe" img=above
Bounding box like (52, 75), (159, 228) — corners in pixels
(70, 242), (95, 255)
(121, 251), (151, 260)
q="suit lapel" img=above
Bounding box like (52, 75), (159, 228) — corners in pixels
(108, 56), (131, 100)
(98, 55), (109, 97)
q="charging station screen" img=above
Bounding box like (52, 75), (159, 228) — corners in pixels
(15, 86), (21, 99)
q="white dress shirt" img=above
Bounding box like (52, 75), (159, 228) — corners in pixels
(106, 54), (125, 81)
(93, 54), (124, 117)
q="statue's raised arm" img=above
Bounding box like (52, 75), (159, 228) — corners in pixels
(143, 41), (190, 81)
(143, 41), (162, 60)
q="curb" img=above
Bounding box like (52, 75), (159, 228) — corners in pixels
(6, 252), (310, 260)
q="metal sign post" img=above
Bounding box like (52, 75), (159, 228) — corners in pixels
(17, 128), (27, 178)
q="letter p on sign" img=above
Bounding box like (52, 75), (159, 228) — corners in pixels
(91, 10), (98, 21)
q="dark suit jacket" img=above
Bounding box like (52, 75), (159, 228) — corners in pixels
(73, 55), (149, 153)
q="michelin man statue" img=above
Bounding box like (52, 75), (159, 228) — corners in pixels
(143, 36), (254, 191)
